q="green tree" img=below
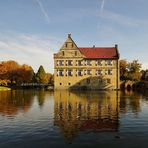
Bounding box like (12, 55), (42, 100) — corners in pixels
(36, 65), (47, 83)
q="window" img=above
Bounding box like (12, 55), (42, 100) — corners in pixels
(87, 70), (91, 75)
(62, 51), (65, 56)
(58, 70), (64, 76)
(96, 70), (102, 75)
(85, 60), (91, 66)
(75, 51), (77, 56)
(65, 43), (67, 48)
(105, 69), (112, 75)
(108, 69), (112, 75)
(72, 44), (74, 48)
(60, 83), (62, 85)
(58, 60), (64, 66)
(78, 70), (82, 76)
(68, 83), (71, 86)
(96, 60), (102, 66)
(77, 60), (82, 66)
(67, 70), (72, 76)
(106, 60), (112, 66)
(67, 60), (73, 66)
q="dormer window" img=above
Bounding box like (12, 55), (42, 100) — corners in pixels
(62, 51), (64, 56)
(75, 51), (77, 56)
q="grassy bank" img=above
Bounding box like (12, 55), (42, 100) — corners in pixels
(0, 86), (11, 91)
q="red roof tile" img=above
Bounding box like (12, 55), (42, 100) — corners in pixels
(79, 47), (119, 59)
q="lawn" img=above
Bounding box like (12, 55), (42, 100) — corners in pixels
(0, 86), (11, 91)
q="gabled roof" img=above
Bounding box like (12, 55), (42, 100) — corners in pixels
(79, 47), (119, 59)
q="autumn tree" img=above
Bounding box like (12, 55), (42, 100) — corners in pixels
(0, 61), (20, 85)
(128, 60), (141, 81)
(120, 59), (142, 81)
(16, 64), (34, 84)
(1, 61), (53, 86)
(120, 59), (128, 80)
(0, 60), (34, 85)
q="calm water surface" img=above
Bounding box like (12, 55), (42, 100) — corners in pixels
(0, 90), (148, 148)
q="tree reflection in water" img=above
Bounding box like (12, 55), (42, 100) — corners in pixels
(0, 90), (35, 116)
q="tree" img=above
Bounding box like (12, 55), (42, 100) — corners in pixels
(141, 69), (148, 81)
(0, 60), (20, 85)
(128, 60), (141, 81)
(36, 65), (47, 83)
(16, 65), (34, 84)
(120, 59), (128, 80)
(0, 60), (35, 86)
(120, 59), (142, 81)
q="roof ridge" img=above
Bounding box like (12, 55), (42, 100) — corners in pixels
(79, 47), (119, 59)
(79, 47), (115, 48)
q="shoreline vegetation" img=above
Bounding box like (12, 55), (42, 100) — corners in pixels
(0, 60), (148, 91)
(0, 60), (54, 89)
(0, 86), (11, 91)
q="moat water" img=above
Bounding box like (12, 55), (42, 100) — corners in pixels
(0, 90), (148, 148)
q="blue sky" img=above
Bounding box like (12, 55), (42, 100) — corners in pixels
(0, 0), (148, 73)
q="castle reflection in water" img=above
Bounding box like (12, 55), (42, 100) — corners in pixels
(54, 91), (119, 141)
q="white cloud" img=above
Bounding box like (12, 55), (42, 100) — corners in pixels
(100, 0), (105, 14)
(100, 10), (148, 27)
(35, 0), (50, 24)
(0, 32), (62, 73)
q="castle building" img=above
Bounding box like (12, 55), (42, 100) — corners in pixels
(54, 34), (120, 90)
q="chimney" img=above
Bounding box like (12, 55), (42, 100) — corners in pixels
(68, 34), (71, 38)
(115, 44), (118, 49)
(93, 45), (95, 48)
(115, 44), (120, 58)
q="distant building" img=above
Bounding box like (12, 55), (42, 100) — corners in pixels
(53, 34), (120, 90)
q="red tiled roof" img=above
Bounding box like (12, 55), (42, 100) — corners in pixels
(79, 47), (119, 59)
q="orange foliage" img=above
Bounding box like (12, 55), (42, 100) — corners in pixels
(0, 60), (34, 85)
